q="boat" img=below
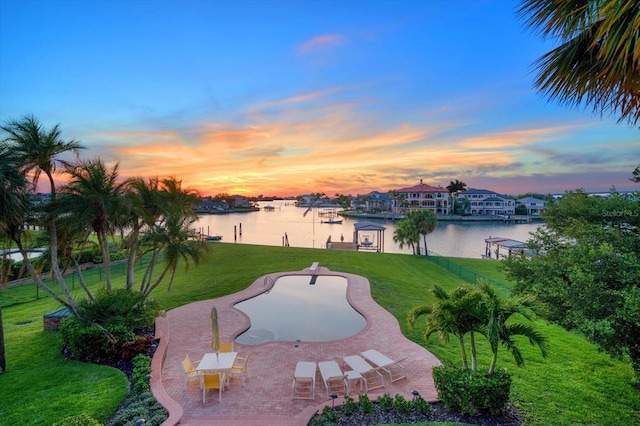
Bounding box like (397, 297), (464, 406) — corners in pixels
(360, 236), (373, 247)
(321, 209), (343, 224)
(205, 235), (223, 241)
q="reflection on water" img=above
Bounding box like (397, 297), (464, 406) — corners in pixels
(195, 200), (542, 259)
(234, 275), (366, 344)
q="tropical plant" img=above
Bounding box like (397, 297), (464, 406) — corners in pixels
(518, 0), (640, 126)
(446, 180), (467, 214)
(408, 285), (481, 370)
(406, 209), (437, 255)
(393, 218), (419, 255)
(475, 280), (549, 374)
(1, 116), (85, 313)
(53, 159), (127, 293)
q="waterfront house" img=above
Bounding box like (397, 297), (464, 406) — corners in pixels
(394, 179), (449, 215)
(354, 191), (392, 212)
(193, 199), (229, 214)
(517, 197), (546, 216)
(457, 188), (515, 216)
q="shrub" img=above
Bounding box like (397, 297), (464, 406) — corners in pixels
(393, 393), (412, 414)
(412, 396), (432, 416)
(52, 413), (102, 426)
(433, 365), (511, 416)
(77, 288), (160, 329)
(341, 395), (358, 416)
(377, 393), (394, 411)
(358, 393), (374, 414)
(309, 406), (339, 425)
(60, 317), (134, 360)
(110, 355), (167, 426)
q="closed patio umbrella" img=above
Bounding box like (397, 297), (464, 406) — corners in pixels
(211, 306), (221, 357)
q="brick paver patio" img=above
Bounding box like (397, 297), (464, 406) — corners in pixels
(151, 266), (441, 425)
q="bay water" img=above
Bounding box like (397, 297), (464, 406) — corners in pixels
(195, 200), (541, 259)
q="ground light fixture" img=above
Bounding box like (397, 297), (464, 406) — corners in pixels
(412, 390), (420, 400)
(330, 392), (338, 407)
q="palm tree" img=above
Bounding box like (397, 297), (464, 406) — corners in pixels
(138, 177), (208, 298)
(408, 285), (481, 370)
(1, 115), (84, 301)
(393, 218), (419, 255)
(446, 180), (467, 214)
(518, 0), (640, 126)
(406, 209), (437, 255)
(1, 117), (85, 312)
(0, 147), (31, 374)
(476, 280), (549, 375)
(55, 159), (126, 293)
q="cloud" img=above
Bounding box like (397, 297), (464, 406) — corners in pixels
(296, 34), (348, 55)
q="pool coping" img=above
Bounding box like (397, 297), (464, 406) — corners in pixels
(152, 266), (442, 425)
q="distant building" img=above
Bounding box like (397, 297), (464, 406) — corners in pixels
(193, 199), (228, 214)
(354, 191), (392, 212)
(232, 195), (250, 208)
(457, 188), (515, 216)
(517, 197), (546, 215)
(394, 179), (449, 215)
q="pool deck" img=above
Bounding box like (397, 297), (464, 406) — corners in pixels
(151, 266), (442, 426)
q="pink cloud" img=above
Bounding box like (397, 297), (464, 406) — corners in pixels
(297, 34), (348, 54)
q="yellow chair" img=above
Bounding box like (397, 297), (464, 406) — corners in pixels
(201, 372), (224, 402)
(181, 355), (201, 389)
(219, 342), (234, 352)
(229, 352), (250, 386)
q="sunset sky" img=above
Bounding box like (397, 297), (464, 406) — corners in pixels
(1, 0), (638, 197)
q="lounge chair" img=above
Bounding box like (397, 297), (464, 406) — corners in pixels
(361, 349), (407, 383)
(318, 360), (348, 398)
(292, 361), (316, 399)
(343, 355), (385, 392)
(181, 355), (202, 389)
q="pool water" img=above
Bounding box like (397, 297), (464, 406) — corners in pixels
(234, 275), (366, 344)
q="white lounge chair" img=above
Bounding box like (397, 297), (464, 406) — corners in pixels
(318, 360), (348, 398)
(343, 355), (385, 392)
(361, 349), (407, 383)
(292, 361), (316, 399)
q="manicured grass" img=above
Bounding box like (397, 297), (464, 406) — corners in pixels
(1, 243), (638, 425)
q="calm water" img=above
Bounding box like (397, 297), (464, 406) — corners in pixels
(195, 200), (542, 259)
(234, 275), (366, 344)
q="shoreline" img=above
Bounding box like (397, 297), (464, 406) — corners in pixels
(339, 211), (544, 223)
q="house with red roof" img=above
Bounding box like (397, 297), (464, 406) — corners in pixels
(394, 179), (449, 215)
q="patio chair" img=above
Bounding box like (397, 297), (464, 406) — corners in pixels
(201, 372), (224, 403)
(181, 355), (202, 389)
(229, 352), (250, 385)
(318, 360), (348, 398)
(292, 361), (316, 400)
(220, 342), (234, 352)
(361, 349), (407, 383)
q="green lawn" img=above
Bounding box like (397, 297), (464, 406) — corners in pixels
(1, 243), (638, 425)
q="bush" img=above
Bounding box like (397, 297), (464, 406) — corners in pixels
(52, 413), (102, 426)
(110, 355), (168, 426)
(433, 365), (511, 416)
(60, 317), (134, 360)
(77, 288), (160, 329)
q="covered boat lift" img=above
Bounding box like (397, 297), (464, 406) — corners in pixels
(483, 236), (529, 259)
(353, 221), (386, 252)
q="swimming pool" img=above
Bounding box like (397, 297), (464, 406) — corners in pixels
(234, 275), (366, 344)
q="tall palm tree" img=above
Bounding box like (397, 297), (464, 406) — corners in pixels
(393, 218), (419, 255)
(1, 115), (84, 300)
(406, 209), (437, 256)
(138, 177), (208, 298)
(519, 0), (640, 126)
(0, 147), (31, 374)
(476, 280), (549, 375)
(446, 180), (467, 214)
(122, 177), (163, 290)
(55, 159), (126, 293)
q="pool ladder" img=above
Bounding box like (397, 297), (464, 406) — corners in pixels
(264, 275), (275, 293)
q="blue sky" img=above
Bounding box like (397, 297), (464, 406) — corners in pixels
(1, 0), (638, 196)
